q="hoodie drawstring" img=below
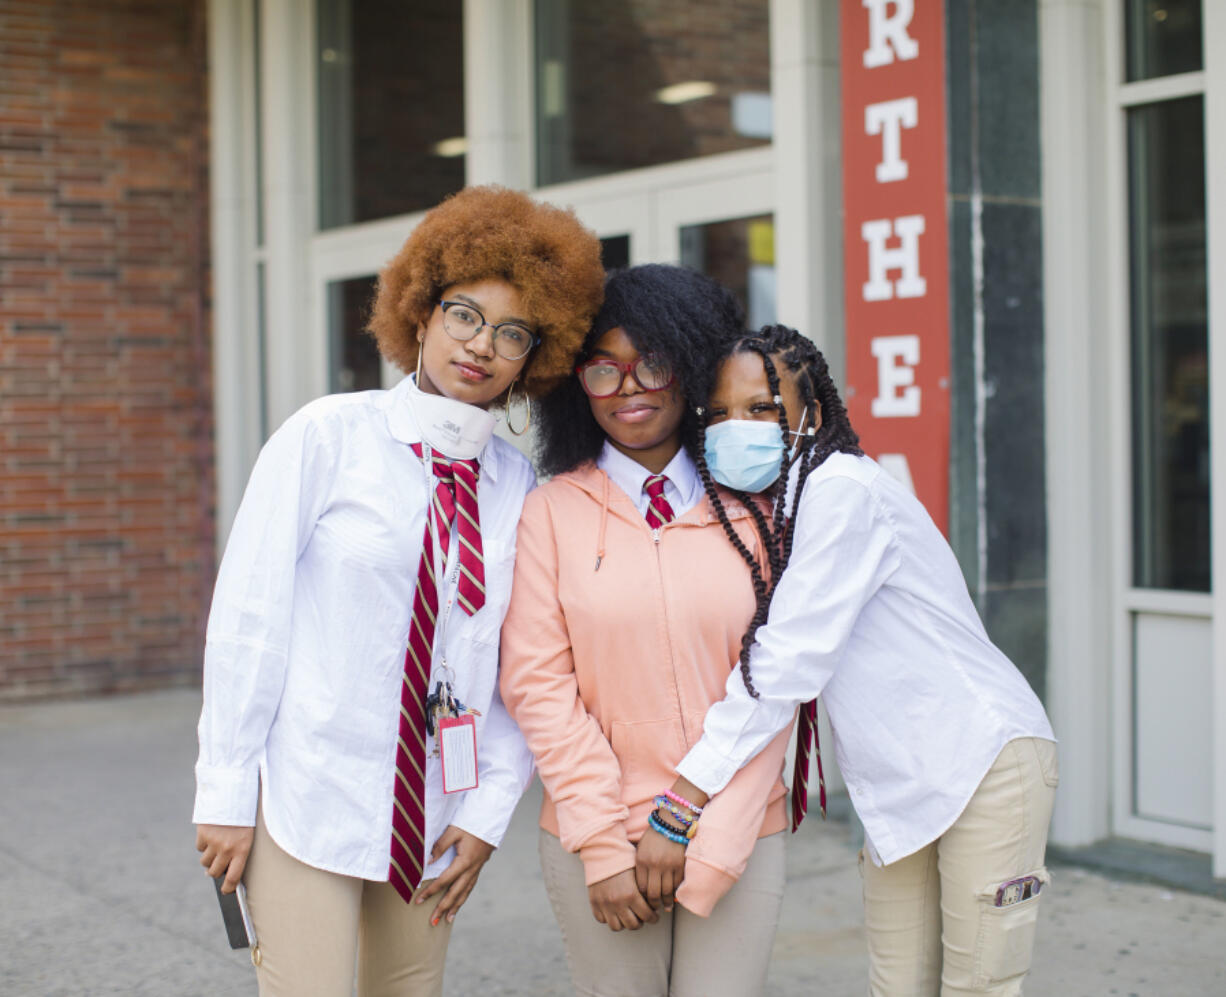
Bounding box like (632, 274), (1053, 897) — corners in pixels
(595, 472), (609, 571)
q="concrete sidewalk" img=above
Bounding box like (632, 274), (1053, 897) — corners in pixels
(2, 689), (1223, 995)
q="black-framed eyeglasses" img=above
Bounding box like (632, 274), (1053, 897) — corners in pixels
(575, 355), (676, 398)
(439, 300), (538, 361)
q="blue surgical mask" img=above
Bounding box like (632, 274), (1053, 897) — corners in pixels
(704, 419), (785, 493)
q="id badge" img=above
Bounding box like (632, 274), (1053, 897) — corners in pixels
(439, 714), (479, 794)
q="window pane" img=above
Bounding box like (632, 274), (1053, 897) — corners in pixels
(599, 235), (630, 271)
(327, 276), (382, 393)
(1128, 97), (1209, 591)
(317, 0), (464, 229)
(535, 0), (771, 186)
(1125, 0), (1202, 81)
(680, 215), (775, 330)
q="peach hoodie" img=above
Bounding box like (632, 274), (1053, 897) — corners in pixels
(500, 462), (790, 917)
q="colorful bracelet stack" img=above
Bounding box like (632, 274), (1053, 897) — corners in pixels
(647, 811), (690, 845)
(647, 788), (705, 845)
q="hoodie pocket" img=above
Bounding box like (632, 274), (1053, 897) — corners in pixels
(610, 717), (684, 809)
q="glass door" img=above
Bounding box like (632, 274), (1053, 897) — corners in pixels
(1112, 0), (1213, 853)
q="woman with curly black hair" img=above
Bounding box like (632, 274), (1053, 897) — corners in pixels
(664, 325), (1058, 996)
(500, 266), (792, 997)
(192, 186), (604, 997)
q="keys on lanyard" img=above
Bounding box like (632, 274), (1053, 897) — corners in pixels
(424, 680), (480, 740)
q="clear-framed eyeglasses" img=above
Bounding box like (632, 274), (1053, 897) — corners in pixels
(439, 300), (539, 361)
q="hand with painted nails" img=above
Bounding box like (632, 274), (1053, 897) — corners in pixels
(414, 825), (495, 925)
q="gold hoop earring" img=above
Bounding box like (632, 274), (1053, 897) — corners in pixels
(416, 341), (424, 383)
(506, 378), (531, 436)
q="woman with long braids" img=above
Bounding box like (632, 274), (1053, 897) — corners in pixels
(656, 325), (1057, 996)
(499, 266), (792, 997)
(192, 186), (604, 997)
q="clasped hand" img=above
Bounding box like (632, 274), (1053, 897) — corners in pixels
(587, 827), (687, 932)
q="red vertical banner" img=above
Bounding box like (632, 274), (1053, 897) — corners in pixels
(841, 0), (951, 533)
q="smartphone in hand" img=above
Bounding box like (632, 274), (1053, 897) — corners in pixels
(214, 875), (257, 949)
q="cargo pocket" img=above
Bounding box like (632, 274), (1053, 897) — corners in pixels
(1034, 738), (1060, 789)
(972, 867), (1050, 989)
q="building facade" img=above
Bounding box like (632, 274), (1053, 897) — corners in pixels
(1, 0), (1222, 882)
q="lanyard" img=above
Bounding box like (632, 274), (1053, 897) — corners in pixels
(420, 442), (462, 685)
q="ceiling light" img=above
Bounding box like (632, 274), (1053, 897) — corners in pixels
(431, 137), (468, 158)
(654, 81), (717, 105)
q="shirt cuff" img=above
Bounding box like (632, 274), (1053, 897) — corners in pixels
(192, 762), (259, 826)
(449, 782), (526, 848)
(676, 737), (742, 797)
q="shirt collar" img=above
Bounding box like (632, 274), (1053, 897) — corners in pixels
(383, 374), (501, 483)
(596, 440), (700, 506)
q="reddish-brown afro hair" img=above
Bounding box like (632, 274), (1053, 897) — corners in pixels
(368, 185), (605, 398)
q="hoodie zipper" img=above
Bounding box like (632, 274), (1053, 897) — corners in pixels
(574, 469), (756, 745)
(651, 520), (687, 743)
(651, 506), (759, 747)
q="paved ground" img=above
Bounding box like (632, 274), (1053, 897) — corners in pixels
(2, 689), (1223, 996)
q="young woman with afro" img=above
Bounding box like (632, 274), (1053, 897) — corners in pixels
(192, 185), (604, 997)
(499, 265), (794, 997)
(656, 325), (1058, 995)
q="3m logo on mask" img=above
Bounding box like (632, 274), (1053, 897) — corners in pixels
(406, 378), (497, 458)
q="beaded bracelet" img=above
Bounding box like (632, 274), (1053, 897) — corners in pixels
(652, 795), (694, 828)
(653, 802), (698, 840)
(647, 811), (690, 846)
(664, 788), (704, 816)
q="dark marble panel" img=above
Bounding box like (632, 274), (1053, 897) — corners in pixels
(983, 584), (1048, 702)
(947, 196), (980, 595)
(981, 200), (1046, 587)
(945, 0), (974, 196)
(975, 0), (1041, 200)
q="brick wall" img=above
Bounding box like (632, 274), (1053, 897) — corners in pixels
(0, 0), (213, 700)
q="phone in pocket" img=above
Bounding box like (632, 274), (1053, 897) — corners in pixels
(994, 875), (1042, 907)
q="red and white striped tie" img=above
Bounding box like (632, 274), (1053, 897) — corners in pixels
(389, 444), (484, 902)
(791, 698), (826, 830)
(643, 474), (675, 529)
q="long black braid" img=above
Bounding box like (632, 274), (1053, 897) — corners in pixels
(697, 324), (863, 694)
(694, 419), (772, 698)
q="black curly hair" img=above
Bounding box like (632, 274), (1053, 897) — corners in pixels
(695, 324), (863, 695)
(535, 264), (745, 477)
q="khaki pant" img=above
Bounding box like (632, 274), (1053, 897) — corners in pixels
(859, 737), (1059, 996)
(538, 829), (786, 997)
(243, 813), (453, 997)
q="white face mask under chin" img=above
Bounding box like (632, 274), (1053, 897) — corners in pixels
(406, 375), (497, 459)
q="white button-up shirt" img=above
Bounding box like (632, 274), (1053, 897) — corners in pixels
(193, 376), (536, 881)
(596, 441), (704, 521)
(678, 453), (1054, 866)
